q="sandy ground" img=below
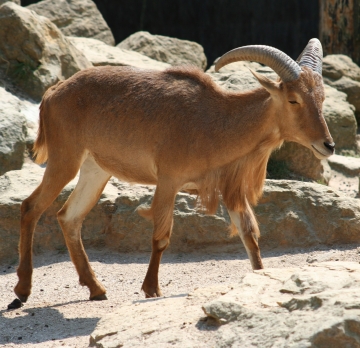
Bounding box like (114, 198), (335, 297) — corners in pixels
(0, 170), (359, 347)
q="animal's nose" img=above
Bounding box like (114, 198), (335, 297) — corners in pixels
(324, 141), (335, 153)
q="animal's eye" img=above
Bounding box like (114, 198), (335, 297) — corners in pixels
(289, 100), (299, 105)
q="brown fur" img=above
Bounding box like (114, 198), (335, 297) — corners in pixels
(15, 64), (333, 303)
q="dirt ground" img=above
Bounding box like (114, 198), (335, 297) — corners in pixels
(0, 170), (359, 348)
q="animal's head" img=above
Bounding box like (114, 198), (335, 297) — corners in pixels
(215, 39), (334, 159)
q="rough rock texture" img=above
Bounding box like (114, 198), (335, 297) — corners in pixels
(27, 0), (115, 46)
(325, 76), (360, 113)
(206, 60), (263, 73)
(69, 37), (170, 70)
(117, 31), (207, 70)
(0, 2), (91, 101)
(323, 54), (360, 82)
(328, 154), (360, 176)
(271, 142), (332, 183)
(0, 0), (19, 5)
(323, 84), (357, 153)
(257, 180), (360, 249)
(322, 55), (360, 123)
(0, 86), (35, 175)
(90, 262), (360, 347)
(1, 163), (360, 263)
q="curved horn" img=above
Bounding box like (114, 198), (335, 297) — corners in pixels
(296, 38), (323, 75)
(215, 45), (301, 82)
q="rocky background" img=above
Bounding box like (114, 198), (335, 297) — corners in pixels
(1, 0), (360, 346)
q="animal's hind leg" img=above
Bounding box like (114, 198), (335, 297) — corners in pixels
(228, 199), (263, 270)
(57, 155), (111, 301)
(15, 159), (82, 302)
(140, 179), (179, 298)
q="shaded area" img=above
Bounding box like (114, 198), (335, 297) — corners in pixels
(0, 303), (99, 345)
(21, 0), (319, 67)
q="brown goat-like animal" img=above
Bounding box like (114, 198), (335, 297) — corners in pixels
(14, 39), (334, 302)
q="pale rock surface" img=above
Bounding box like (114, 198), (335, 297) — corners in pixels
(27, 0), (115, 46)
(0, 0), (19, 5)
(271, 142), (332, 183)
(257, 180), (360, 248)
(0, 86), (39, 175)
(90, 262), (360, 347)
(323, 84), (357, 153)
(69, 37), (170, 70)
(325, 76), (360, 117)
(0, 2), (91, 101)
(323, 54), (360, 82)
(328, 154), (360, 176)
(1, 163), (360, 263)
(206, 60), (263, 73)
(117, 31), (207, 70)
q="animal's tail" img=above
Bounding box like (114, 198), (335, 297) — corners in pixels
(32, 100), (48, 164)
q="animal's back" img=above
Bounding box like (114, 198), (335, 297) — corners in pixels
(35, 65), (226, 183)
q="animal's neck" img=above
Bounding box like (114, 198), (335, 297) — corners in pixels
(221, 88), (282, 159)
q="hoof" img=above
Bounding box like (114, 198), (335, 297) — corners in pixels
(14, 290), (28, 303)
(90, 293), (107, 301)
(143, 289), (163, 298)
(7, 298), (23, 310)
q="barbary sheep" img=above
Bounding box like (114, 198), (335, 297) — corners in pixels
(14, 38), (334, 302)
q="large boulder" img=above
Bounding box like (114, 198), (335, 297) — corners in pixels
(325, 76), (360, 123)
(27, 0), (115, 46)
(323, 84), (357, 153)
(117, 31), (207, 70)
(91, 262), (360, 347)
(1, 163), (360, 263)
(206, 60), (263, 73)
(68, 37), (170, 70)
(323, 54), (360, 82)
(0, 0), (19, 5)
(0, 86), (28, 175)
(271, 143), (331, 183)
(257, 180), (360, 249)
(0, 2), (91, 101)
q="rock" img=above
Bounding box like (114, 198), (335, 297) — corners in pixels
(0, 163), (233, 263)
(27, 0), (115, 46)
(0, 0), (19, 5)
(207, 60), (263, 73)
(0, 2), (91, 101)
(203, 262), (360, 347)
(0, 86), (32, 175)
(271, 142), (332, 183)
(323, 54), (360, 82)
(327, 154), (360, 176)
(257, 180), (360, 249)
(1, 164), (360, 263)
(117, 31), (207, 70)
(324, 76), (360, 123)
(68, 37), (170, 70)
(323, 85), (357, 153)
(90, 262), (360, 347)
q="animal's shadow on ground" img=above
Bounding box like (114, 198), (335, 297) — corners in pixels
(0, 301), (99, 345)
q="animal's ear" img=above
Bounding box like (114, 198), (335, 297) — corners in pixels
(249, 69), (280, 94)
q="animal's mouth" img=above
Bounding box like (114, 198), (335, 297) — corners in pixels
(311, 144), (333, 159)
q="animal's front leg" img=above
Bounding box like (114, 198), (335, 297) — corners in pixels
(227, 200), (263, 270)
(140, 178), (178, 298)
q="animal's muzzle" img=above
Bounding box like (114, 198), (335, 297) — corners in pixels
(324, 141), (335, 154)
